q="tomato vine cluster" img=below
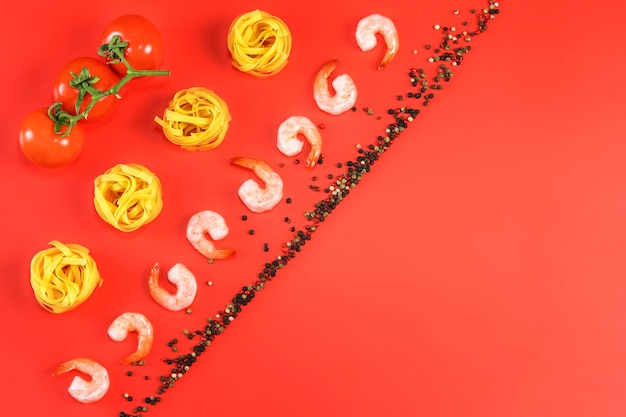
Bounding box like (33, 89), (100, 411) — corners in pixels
(18, 15), (169, 168)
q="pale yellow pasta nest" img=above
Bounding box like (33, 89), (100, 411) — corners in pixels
(93, 163), (163, 232)
(30, 240), (103, 313)
(227, 9), (292, 77)
(155, 87), (231, 151)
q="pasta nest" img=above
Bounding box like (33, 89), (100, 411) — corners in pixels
(93, 163), (163, 232)
(30, 240), (103, 313)
(227, 9), (292, 77)
(155, 87), (231, 151)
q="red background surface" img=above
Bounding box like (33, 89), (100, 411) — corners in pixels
(1, 1), (626, 416)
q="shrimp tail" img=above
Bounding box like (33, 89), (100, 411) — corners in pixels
(321, 59), (338, 78)
(52, 360), (75, 376)
(306, 147), (321, 167)
(149, 263), (160, 289)
(120, 353), (142, 366)
(230, 156), (256, 169)
(378, 51), (397, 70)
(230, 156), (273, 177)
(213, 247), (237, 259)
(120, 339), (153, 365)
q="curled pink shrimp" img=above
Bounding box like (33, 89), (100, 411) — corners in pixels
(356, 14), (400, 70)
(107, 312), (154, 365)
(187, 210), (236, 260)
(52, 357), (110, 403)
(149, 263), (197, 311)
(230, 157), (283, 213)
(277, 116), (323, 167)
(313, 59), (357, 115)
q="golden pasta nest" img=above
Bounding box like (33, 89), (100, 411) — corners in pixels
(93, 163), (163, 232)
(30, 240), (103, 313)
(154, 87), (231, 151)
(227, 9), (292, 77)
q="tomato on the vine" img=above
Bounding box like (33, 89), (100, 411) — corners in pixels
(53, 57), (120, 122)
(101, 15), (164, 76)
(19, 108), (84, 168)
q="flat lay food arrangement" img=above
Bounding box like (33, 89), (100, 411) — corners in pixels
(2, 1), (626, 416)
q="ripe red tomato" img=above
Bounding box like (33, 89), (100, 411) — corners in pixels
(19, 108), (85, 168)
(53, 57), (120, 122)
(101, 15), (164, 76)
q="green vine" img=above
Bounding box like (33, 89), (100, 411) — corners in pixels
(50, 35), (169, 137)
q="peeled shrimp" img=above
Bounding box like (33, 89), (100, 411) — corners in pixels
(230, 157), (283, 213)
(149, 263), (197, 311)
(277, 116), (323, 167)
(356, 14), (400, 70)
(52, 357), (110, 403)
(187, 210), (236, 260)
(313, 59), (357, 115)
(108, 312), (154, 365)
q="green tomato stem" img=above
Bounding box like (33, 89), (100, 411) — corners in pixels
(53, 36), (169, 137)
(64, 67), (170, 127)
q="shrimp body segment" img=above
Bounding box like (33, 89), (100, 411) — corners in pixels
(231, 157), (284, 213)
(149, 263), (197, 311)
(313, 59), (357, 115)
(187, 210), (236, 260)
(277, 116), (323, 167)
(356, 14), (400, 70)
(52, 357), (110, 403)
(108, 312), (154, 365)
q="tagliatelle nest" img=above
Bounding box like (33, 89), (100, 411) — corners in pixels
(30, 240), (103, 313)
(154, 87), (231, 151)
(227, 9), (292, 77)
(93, 163), (163, 232)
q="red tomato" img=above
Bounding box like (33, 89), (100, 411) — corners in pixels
(101, 15), (164, 76)
(53, 57), (120, 122)
(19, 108), (85, 168)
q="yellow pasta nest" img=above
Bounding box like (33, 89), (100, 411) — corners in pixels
(227, 9), (292, 77)
(30, 240), (103, 313)
(93, 163), (163, 232)
(154, 87), (231, 151)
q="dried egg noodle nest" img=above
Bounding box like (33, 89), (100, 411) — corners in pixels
(227, 9), (292, 77)
(93, 163), (163, 232)
(155, 87), (231, 151)
(30, 240), (103, 313)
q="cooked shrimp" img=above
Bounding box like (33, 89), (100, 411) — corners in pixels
(108, 312), (154, 365)
(52, 357), (110, 403)
(230, 157), (284, 213)
(277, 116), (323, 167)
(356, 14), (400, 70)
(313, 59), (357, 115)
(149, 263), (197, 311)
(187, 210), (236, 260)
